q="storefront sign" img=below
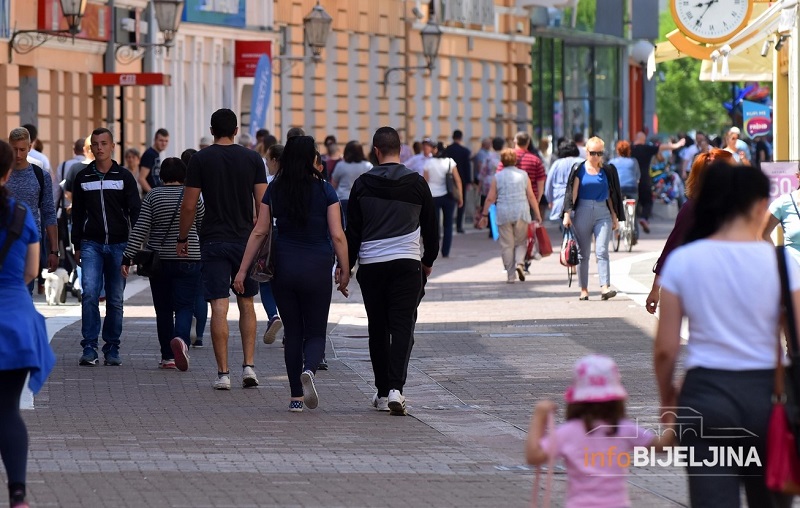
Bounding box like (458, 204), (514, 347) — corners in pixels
(235, 40), (271, 78)
(249, 55), (272, 139)
(38, 0), (111, 41)
(182, 0), (245, 28)
(92, 73), (172, 86)
(443, 0), (496, 26)
(762, 162), (799, 201)
(743, 100), (772, 138)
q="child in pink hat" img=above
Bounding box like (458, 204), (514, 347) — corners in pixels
(525, 355), (672, 508)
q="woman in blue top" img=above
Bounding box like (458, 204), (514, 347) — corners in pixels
(0, 140), (55, 508)
(607, 140), (641, 241)
(562, 136), (624, 301)
(235, 136), (349, 412)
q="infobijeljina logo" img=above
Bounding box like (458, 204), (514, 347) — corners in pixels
(582, 406), (762, 473)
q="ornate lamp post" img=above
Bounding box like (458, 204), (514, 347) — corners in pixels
(8, 0), (88, 62)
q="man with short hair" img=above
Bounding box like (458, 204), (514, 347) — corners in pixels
(55, 139), (86, 207)
(71, 128), (141, 366)
(177, 109), (267, 390)
(139, 128), (169, 194)
(346, 126), (438, 415)
(23, 123), (52, 177)
(573, 132), (587, 158)
(631, 131), (685, 232)
(286, 127), (305, 140)
(7, 127), (59, 287)
(404, 137), (435, 176)
(503, 132), (546, 202)
(444, 129), (472, 233)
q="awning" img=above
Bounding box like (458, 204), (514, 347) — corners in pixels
(698, 46), (773, 81)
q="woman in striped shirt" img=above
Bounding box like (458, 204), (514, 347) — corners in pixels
(122, 157), (205, 371)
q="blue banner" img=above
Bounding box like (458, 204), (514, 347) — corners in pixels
(0, 0), (9, 38)
(743, 100), (772, 138)
(182, 0), (245, 28)
(250, 55), (272, 140)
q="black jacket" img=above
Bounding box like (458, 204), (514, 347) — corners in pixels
(71, 161), (141, 246)
(346, 163), (438, 268)
(561, 161), (624, 220)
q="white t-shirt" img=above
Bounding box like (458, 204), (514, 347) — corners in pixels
(661, 240), (800, 370)
(424, 157), (456, 198)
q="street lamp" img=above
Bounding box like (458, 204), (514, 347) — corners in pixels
(8, 0), (88, 63)
(303, 1), (333, 62)
(383, 20), (443, 94)
(274, 2), (334, 75)
(115, 0), (184, 64)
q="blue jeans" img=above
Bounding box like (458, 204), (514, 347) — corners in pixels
(194, 283), (208, 339)
(149, 260), (202, 359)
(434, 195), (456, 257)
(80, 241), (127, 353)
(259, 281), (278, 319)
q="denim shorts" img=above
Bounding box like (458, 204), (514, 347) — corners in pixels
(200, 241), (259, 300)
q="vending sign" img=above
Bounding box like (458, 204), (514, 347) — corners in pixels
(743, 100), (772, 138)
(762, 162), (800, 202)
(235, 41), (271, 78)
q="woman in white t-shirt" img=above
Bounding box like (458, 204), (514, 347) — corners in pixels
(655, 161), (800, 507)
(424, 142), (463, 258)
(331, 141), (372, 221)
(763, 169), (800, 267)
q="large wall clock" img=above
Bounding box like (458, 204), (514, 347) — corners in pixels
(670, 0), (754, 44)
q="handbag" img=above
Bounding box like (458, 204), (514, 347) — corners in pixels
(249, 197), (276, 282)
(133, 188), (183, 278)
(766, 245), (800, 494)
(559, 227), (579, 287)
(535, 223), (553, 257)
(445, 161), (460, 201)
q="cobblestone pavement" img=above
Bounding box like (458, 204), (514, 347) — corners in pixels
(23, 213), (695, 507)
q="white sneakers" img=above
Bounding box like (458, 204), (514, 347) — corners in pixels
(387, 390), (406, 416)
(372, 393), (389, 412)
(242, 366), (259, 388)
(213, 374), (231, 390)
(301, 370), (319, 409)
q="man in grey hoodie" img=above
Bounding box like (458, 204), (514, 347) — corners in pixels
(346, 126), (439, 415)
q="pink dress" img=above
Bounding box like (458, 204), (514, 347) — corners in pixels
(540, 418), (656, 508)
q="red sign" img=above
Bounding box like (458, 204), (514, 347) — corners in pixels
(38, 1), (112, 42)
(92, 73), (172, 87)
(235, 40), (272, 78)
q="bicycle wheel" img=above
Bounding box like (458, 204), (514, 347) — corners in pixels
(625, 222), (634, 252)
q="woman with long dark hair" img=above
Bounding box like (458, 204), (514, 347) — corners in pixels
(655, 161), (798, 507)
(331, 141), (372, 220)
(235, 136), (349, 412)
(0, 139), (55, 508)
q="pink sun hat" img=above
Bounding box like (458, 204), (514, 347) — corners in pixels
(564, 355), (628, 403)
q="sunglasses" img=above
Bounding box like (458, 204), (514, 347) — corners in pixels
(588, 151), (604, 157)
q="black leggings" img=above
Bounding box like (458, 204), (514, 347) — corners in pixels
(0, 369), (29, 487)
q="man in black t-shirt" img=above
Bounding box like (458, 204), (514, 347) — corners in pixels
(176, 109), (267, 391)
(631, 132), (685, 233)
(139, 128), (169, 194)
(444, 129), (472, 233)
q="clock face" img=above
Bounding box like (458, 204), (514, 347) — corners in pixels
(671, 0), (753, 44)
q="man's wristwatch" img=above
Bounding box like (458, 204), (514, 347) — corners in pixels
(176, 236), (188, 243)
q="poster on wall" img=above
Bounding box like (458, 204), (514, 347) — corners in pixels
(249, 55), (272, 140)
(182, 0), (245, 28)
(762, 162), (799, 202)
(743, 100), (772, 138)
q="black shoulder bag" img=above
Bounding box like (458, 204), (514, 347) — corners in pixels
(133, 189), (183, 278)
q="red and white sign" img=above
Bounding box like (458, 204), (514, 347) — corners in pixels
(92, 73), (172, 87)
(762, 162), (800, 202)
(235, 40), (271, 78)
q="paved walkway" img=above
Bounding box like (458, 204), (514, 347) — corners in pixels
(23, 215), (690, 507)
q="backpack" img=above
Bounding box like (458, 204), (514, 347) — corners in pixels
(0, 203), (28, 272)
(31, 163), (45, 210)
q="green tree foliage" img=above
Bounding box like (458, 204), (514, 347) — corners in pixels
(656, 10), (732, 135)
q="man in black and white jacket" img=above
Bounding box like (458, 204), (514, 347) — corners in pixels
(346, 126), (438, 415)
(71, 128), (140, 367)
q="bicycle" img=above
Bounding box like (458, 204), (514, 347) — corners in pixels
(613, 197), (637, 253)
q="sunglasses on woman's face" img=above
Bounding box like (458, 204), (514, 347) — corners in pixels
(588, 151), (604, 157)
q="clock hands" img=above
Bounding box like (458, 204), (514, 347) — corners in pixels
(694, 0), (719, 27)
